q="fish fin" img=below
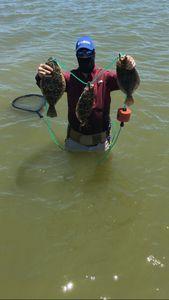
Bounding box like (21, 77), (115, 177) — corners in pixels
(47, 106), (57, 117)
(125, 95), (134, 106)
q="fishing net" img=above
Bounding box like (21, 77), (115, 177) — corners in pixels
(11, 93), (64, 150)
(11, 94), (46, 118)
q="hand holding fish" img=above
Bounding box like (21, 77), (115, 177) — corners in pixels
(40, 58), (66, 117)
(124, 55), (136, 70)
(37, 63), (53, 78)
(116, 55), (136, 70)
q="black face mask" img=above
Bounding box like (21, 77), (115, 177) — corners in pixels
(77, 56), (95, 74)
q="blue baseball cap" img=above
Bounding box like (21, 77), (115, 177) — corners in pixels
(75, 36), (95, 52)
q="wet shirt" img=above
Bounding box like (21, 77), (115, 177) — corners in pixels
(36, 65), (119, 134)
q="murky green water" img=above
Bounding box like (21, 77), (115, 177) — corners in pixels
(0, 0), (169, 299)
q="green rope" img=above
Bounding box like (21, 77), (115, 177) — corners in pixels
(43, 103), (64, 150)
(97, 123), (122, 165)
(52, 60), (87, 85)
(106, 125), (122, 155)
(97, 101), (128, 164)
(52, 54), (120, 86)
(91, 56), (118, 84)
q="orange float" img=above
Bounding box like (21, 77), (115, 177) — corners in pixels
(117, 107), (132, 123)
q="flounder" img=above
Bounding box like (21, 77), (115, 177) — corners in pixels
(116, 54), (140, 106)
(40, 58), (66, 117)
(75, 82), (94, 128)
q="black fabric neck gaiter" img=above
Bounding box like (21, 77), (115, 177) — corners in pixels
(77, 56), (95, 74)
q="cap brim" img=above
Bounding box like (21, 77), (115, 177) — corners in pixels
(76, 45), (94, 52)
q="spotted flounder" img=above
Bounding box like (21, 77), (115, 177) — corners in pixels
(76, 82), (94, 128)
(116, 54), (140, 106)
(40, 58), (66, 117)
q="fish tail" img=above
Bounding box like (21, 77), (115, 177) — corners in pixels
(125, 95), (134, 106)
(47, 105), (57, 117)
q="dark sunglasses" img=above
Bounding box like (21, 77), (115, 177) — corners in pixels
(77, 50), (94, 58)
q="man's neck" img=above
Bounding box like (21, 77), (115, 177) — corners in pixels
(82, 72), (89, 79)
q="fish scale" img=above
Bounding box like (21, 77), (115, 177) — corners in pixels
(40, 58), (66, 117)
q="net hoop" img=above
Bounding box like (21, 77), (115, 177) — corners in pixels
(12, 94), (46, 118)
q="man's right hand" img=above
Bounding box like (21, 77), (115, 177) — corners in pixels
(37, 63), (53, 78)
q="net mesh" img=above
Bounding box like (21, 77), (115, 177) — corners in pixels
(12, 94), (45, 113)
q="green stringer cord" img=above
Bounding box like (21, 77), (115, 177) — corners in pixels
(52, 54), (120, 86)
(97, 125), (122, 165)
(97, 101), (127, 164)
(43, 103), (64, 150)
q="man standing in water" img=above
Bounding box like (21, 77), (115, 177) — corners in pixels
(35, 36), (136, 151)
